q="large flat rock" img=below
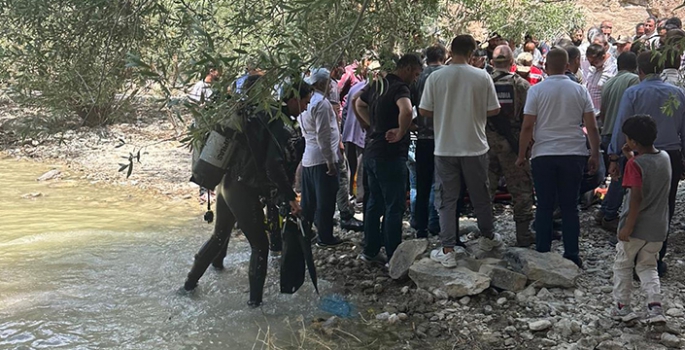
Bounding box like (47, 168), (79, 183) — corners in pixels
(504, 248), (581, 288)
(389, 240), (428, 279)
(409, 258), (491, 298)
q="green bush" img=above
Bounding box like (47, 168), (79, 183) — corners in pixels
(0, 0), (163, 126)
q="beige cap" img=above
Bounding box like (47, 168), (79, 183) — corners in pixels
(516, 52), (533, 73)
(614, 35), (633, 45)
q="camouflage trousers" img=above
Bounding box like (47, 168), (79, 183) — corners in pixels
(486, 130), (534, 223)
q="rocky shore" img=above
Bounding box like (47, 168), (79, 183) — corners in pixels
(313, 206), (685, 349)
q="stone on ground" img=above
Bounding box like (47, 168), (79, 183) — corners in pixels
(456, 257), (483, 272)
(409, 258), (491, 298)
(389, 239), (428, 279)
(504, 248), (581, 288)
(528, 319), (552, 331)
(596, 340), (624, 350)
(666, 308), (685, 317)
(459, 222), (480, 236)
(478, 264), (528, 292)
(661, 333), (681, 348)
(37, 169), (61, 181)
(554, 318), (575, 338)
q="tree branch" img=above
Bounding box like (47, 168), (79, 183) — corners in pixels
(333, 0), (370, 67)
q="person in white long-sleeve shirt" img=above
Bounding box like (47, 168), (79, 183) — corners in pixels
(299, 68), (344, 247)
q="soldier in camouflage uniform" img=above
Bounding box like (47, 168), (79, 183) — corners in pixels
(487, 45), (536, 247)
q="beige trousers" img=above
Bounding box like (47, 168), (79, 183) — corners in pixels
(612, 238), (663, 305)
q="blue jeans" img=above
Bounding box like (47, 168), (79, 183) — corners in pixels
(412, 139), (441, 233)
(301, 164), (339, 244)
(599, 134), (623, 220)
(364, 157), (408, 260)
(532, 156), (587, 262)
(408, 163), (440, 233)
(579, 151), (606, 195)
(601, 157), (626, 220)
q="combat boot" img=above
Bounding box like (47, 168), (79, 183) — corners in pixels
(515, 221), (536, 247)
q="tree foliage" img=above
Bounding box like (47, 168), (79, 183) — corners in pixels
(0, 0), (168, 126)
(480, 0), (585, 43)
(0, 0), (585, 135)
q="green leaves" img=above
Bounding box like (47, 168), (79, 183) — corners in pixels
(661, 94), (682, 118)
(479, 0), (584, 43)
(1, 0), (161, 126)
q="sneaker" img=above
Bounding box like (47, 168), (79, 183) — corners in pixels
(316, 237), (344, 248)
(479, 233), (504, 252)
(611, 303), (639, 322)
(430, 248), (457, 268)
(646, 303), (667, 324)
(340, 217), (364, 232)
(601, 217), (619, 233)
(358, 253), (387, 265)
(594, 210), (605, 225)
(416, 229), (428, 239)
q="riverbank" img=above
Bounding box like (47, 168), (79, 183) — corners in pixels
(0, 101), (196, 201)
(3, 104), (685, 349)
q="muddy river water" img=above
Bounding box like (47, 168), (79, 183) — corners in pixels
(0, 158), (336, 349)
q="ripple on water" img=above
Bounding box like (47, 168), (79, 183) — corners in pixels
(1, 226), (336, 349)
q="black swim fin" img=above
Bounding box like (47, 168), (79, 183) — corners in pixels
(280, 215), (305, 293)
(297, 217), (319, 294)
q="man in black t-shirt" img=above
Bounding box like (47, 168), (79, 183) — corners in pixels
(355, 54), (423, 264)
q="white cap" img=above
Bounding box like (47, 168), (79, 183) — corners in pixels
(305, 68), (331, 85)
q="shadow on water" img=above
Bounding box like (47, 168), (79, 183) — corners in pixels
(0, 158), (355, 349)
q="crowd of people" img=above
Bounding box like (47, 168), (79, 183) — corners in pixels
(182, 15), (685, 324)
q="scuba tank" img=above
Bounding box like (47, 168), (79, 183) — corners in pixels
(190, 129), (239, 190)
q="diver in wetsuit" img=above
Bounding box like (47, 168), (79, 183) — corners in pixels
(182, 76), (311, 307)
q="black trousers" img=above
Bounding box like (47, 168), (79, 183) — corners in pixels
(414, 139), (436, 232)
(185, 179), (269, 305)
(659, 149), (684, 263)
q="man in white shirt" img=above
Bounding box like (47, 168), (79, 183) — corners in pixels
(583, 43), (617, 116)
(188, 65), (219, 104)
(300, 68), (344, 247)
(644, 16), (660, 49)
(516, 48), (601, 268)
(419, 34), (504, 268)
(661, 30), (685, 87)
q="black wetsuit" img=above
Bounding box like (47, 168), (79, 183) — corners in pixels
(184, 106), (301, 307)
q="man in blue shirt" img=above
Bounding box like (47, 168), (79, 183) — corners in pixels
(608, 51), (685, 276)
